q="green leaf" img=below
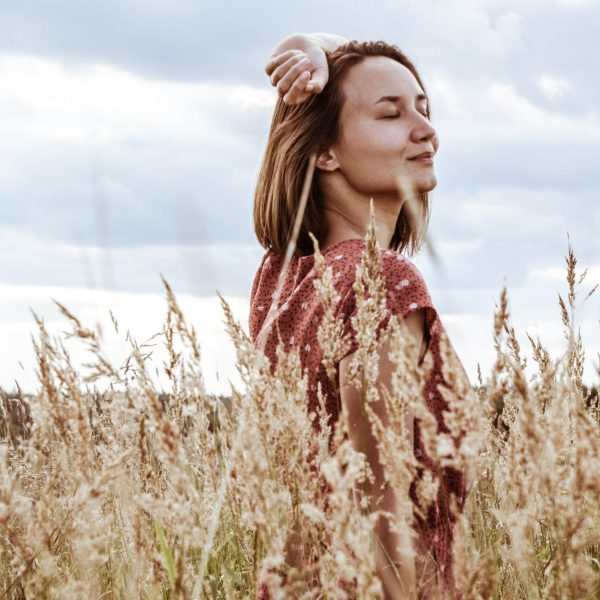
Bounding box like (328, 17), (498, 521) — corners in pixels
(153, 517), (176, 589)
(536, 545), (551, 561)
(223, 563), (244, 586)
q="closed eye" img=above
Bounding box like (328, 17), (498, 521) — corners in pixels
(381, 111), (429, 120)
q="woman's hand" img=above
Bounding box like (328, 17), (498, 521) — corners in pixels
(264, 33), (347, 105)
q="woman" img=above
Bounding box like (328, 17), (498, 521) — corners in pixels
(250, 33), (470, 599)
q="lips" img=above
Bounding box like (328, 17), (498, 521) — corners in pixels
(408, 151), (434, 160)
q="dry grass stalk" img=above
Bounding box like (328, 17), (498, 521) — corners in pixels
(0, 219), (597, 598)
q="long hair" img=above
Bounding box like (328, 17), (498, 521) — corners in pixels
(253, 40), (432, 257)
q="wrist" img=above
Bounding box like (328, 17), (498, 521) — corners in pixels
(274, 32), (348, 54)
(271, 32), (315, 55)
(307, 32), (348, 52)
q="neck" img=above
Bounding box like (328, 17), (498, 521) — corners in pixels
(319, 179), (404, 251)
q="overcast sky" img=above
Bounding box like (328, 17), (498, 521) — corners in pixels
(1, 0), (598, 395)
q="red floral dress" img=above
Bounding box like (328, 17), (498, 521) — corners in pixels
(249, 238), (469, 598)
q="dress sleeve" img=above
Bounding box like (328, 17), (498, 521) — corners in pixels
(249, 251), (273, 340)
(249, 256), (262, 309)
(336, 252), (436, 361)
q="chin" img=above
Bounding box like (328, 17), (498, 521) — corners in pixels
(414, 177), (437, 194)
(423, 172), (438, 191)
(393, 171), (437, 196)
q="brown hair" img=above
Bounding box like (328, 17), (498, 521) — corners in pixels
(253, 40), (432, 257)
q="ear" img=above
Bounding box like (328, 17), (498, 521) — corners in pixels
(316, 148), (340, 172)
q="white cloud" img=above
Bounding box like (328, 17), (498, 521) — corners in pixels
(424, 284), (599, 387)
(0, 283), (250, 397)
(0, 53), (274, 247)
(555, 0), (598, 7)
(6, 281), (596, 398)
(0, 227), (264, 296)
(429, 73), (600, 143)
(539, 74), (570, 100)
(0, 0), (598, 398)
(528, 264), (600, 283)
(437, 238), (487, 254)
(0, 54), (273, 146)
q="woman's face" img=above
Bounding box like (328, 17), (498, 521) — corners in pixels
(327, 56), (439, 198)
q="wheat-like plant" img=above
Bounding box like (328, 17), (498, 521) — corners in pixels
(0, 222), (598, 598)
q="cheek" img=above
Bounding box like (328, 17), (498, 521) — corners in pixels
(339, 123), (399, 168)
(337, 141), (398, 193)
(365, 122), (410, 156)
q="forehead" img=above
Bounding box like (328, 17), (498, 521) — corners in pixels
(340, 56), (425, 110)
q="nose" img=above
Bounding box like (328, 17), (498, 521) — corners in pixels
(410, 111), (438, 149)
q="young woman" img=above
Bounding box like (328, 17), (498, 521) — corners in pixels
(250, 33), (471, 599)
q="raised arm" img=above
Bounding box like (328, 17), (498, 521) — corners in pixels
(264, 32), (348, 105)
(339, 308), (427, 599)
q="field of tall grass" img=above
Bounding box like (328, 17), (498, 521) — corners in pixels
(0, 217), (598, 599)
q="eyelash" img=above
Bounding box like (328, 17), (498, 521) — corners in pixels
(382, 112), (429, 120)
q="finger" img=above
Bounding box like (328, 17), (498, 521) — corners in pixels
(276, 57), (310, 95)
(284, 71), (311, 104)
(270, 53), (308, 88)
(304, 66), (328, 94)
(283, 71), (312, 105)
(265, 49), (303, 76)
(264, 49), (304, 76)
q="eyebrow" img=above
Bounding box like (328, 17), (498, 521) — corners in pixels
(374, 93), (429, 106)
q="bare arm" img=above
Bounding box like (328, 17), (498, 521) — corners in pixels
(264, 32), (348, 105)
(339, 309), (426, 599)
(271, 32), (348, 53)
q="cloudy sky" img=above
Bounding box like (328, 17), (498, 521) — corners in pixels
(1, 0), (598, 396)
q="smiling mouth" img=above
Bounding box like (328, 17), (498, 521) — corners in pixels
(408, 151), (434, 160)
(409, 155), (434, 164)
